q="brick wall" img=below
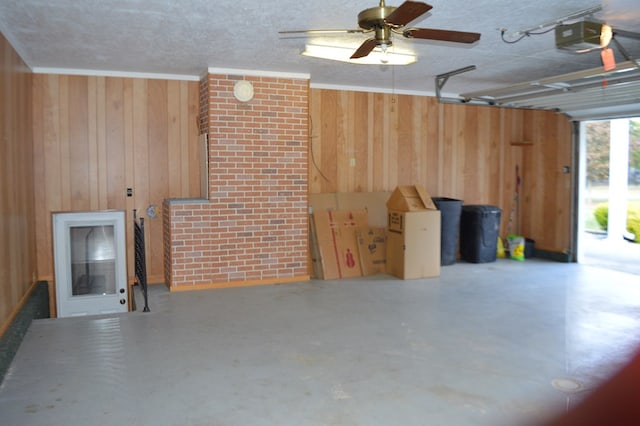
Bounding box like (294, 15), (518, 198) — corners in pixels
(163, 73), (309, 290)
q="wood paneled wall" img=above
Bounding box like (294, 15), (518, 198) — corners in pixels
(33, 75), (201, 285)
(309, 89), (573, 254)
(29, 79), (573, 294)
(0, 33), (36, 332)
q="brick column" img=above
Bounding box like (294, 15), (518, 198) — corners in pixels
(164, 72), (309, 290)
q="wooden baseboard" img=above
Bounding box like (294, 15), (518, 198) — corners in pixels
(0, 280), (39, 340)
(128, 274), (165, 286)
(534, 248), (573, 263)
(147, 274), (165, 285)
(168, 275), (310, 292)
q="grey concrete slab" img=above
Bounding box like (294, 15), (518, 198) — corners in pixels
(1, 259), (640, 426)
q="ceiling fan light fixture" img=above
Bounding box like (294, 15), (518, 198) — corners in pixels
(379, 42), (390, 63)
(283, 1), (479, 63)
(302, 43), (416, 65)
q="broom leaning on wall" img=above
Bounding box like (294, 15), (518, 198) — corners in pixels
(501, 165), (525, 260)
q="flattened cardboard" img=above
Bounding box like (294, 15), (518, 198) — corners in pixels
(308, 192), (390, 278)
(312, 210), (368, 279)
(309, 193), (339, 214)
(337, 192), (391, 228)
(310, 192), (391, 228)
(356, 227), (386, 276)
(386, 185), (437, 211)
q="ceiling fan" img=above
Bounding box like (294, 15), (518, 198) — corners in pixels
(280, 0), (481, 60)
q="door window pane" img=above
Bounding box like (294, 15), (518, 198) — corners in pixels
(69, 225), (117, 296)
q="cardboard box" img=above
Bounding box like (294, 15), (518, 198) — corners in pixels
(386, 185), (441, 279)
(386, 210), (441, 279)
(386, 185), (436, 211)
(312, 209), (368, 279)
(356, 227), (386, 276)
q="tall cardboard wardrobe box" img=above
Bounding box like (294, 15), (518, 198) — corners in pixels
(386, 185), (441, 279)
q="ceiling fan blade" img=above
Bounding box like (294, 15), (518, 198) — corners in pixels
(385, 1), (433, 27)
(279, 29), (366, 35)
(403, 28), (481, 43)
(350, 38), (378, 59)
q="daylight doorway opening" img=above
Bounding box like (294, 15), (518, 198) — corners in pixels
(577, 118), (640, 275)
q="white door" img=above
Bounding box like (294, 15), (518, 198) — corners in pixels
(53, 211), (128, 317)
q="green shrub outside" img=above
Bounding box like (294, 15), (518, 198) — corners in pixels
(593, 201), (640, 243)
(593, 203), (608, 229)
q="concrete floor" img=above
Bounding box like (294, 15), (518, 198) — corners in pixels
(581, 232), (640, 275)
(2, 259), (640, 426)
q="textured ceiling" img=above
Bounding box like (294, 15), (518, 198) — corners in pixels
(0, 0), (639, 117)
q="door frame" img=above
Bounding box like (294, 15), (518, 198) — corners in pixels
(53, 210), (128, 317)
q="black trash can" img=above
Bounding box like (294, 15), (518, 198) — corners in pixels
(460, 205), (502, 263)
(432, 197), (463, 266)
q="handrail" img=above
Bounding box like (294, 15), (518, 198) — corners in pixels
(133, 209), (150, 312)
